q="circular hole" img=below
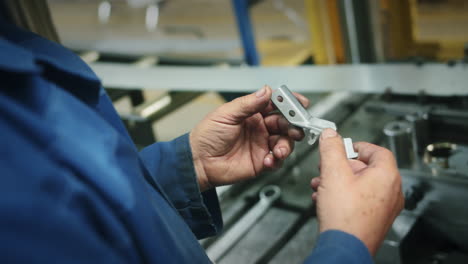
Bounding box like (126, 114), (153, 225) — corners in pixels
(277, 96), (283, 102)
(264, 189), (275, 197)
(289, 110), (295, 117)
(424, 142), (457, 169)
(392, 124), (401, 130)
(426, 143), (456, 158)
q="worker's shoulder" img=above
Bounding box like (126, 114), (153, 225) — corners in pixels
(0, 20), (99, 83)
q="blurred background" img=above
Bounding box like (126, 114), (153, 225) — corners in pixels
(49, 0), (468, 64)
(42, 0), (468, 143)
(6, 0), (468, 263)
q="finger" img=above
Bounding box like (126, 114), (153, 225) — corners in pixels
(263, 152), (283, 169)
(293, 92), (310, 108)
(216, 85), (272, 124)
(319, 128), (353, 181)
(353, 142), (397, 170)
(268, 135), (281, 149)
(264, 114), (289, 135)
(260, 92), (310, 116)
(260, 101), (277, 116)
(348, 159), (367, 174)
(310, 177), (321, 190)
(312, 192), (318, 201)
(287, 125), (305, 141)
(264, 152), (275, 168)
(264, 115), (305, 140)
(270, 136), (294, 160)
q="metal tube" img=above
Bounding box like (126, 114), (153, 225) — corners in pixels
(383, 121), (414, 168)
(343, 0), (360, 63)
(231, 0), (260, 66)
(405, 112), (429, 156)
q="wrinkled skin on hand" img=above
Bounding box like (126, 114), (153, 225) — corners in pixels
(311, 128), (405, 255)
(190, 86), (309, 191)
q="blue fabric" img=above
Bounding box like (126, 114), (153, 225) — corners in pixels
(0, 20), (372, 263)
(0, 21), (219, 263)
(306, 230), (374, 264)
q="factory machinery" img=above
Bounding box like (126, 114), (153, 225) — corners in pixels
(196, 88), (468, 264)
(88, 51), (468, 264)
(95, 59), (468, 263)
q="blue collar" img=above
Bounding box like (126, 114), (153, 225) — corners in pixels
(0, 36), (40, 73)
(0, 20), (102, 105)
(0, 20), (100, 82)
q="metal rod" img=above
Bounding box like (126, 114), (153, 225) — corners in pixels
(231, 0), (260, 66)
(90, 62), (468, 96)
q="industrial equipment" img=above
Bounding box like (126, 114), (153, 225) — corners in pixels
(202, 89), (468, 264)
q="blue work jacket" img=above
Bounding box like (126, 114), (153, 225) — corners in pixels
(0, 20), (372, 264)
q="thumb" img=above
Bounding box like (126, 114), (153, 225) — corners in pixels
(319, 128), (352, 181)
(217, 86), (272, 124)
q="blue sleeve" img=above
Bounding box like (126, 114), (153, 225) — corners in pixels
(139, 134), (223, 239)
(91, 87), (223, 240)
(305, 230), (373, 264)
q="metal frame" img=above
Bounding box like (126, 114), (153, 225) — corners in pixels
(231, 0), (260, 66)
(91, 62), (468, 96)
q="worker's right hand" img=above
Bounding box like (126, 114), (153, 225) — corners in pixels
(190, 86), (309, 192)
(311, 128), (404, 256)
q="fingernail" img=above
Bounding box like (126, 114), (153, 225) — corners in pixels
(264, 156), (273, 166)
(255, 86), (266, 98)
(312, 177), (320, 184)
(280, 148), (287, 158)
(321, 128), (337, 139)
(274, 148), (282, 159)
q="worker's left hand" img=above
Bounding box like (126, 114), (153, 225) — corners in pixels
(190, 86), (309, 191)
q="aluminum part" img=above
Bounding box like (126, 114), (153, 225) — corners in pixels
(272, 85), (336, 145)
(344, 138), (358, 159)
(424, 142), (457, 170)
(405, 112), (429, 155)
(384, 121), (415, 168)
(271, 85), (357, 159)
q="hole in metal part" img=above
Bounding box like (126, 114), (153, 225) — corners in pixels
(264, 189), (276, 197)
(424, 142), (457, 169)
(289, 110), (295, 117)
(426, 143), (456, 158)
(277, 96), (283, 102)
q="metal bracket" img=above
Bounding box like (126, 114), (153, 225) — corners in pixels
(272, 85), (336, 145)
(344, 137), (359, 159)
(271, 85), (358, 159)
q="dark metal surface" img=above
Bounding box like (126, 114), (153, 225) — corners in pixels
(100, 56), (468, 262)
(204, 91), (468, 264)
(207, 185), (281, 262)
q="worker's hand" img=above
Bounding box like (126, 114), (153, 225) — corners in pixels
(311, 129), (404, 256)
(190, 85), (309, 191)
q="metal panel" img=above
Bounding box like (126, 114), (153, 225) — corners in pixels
(217, 208), (299, 264)
(90, 63), (468, 96)
(270, 219), (319, 264)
